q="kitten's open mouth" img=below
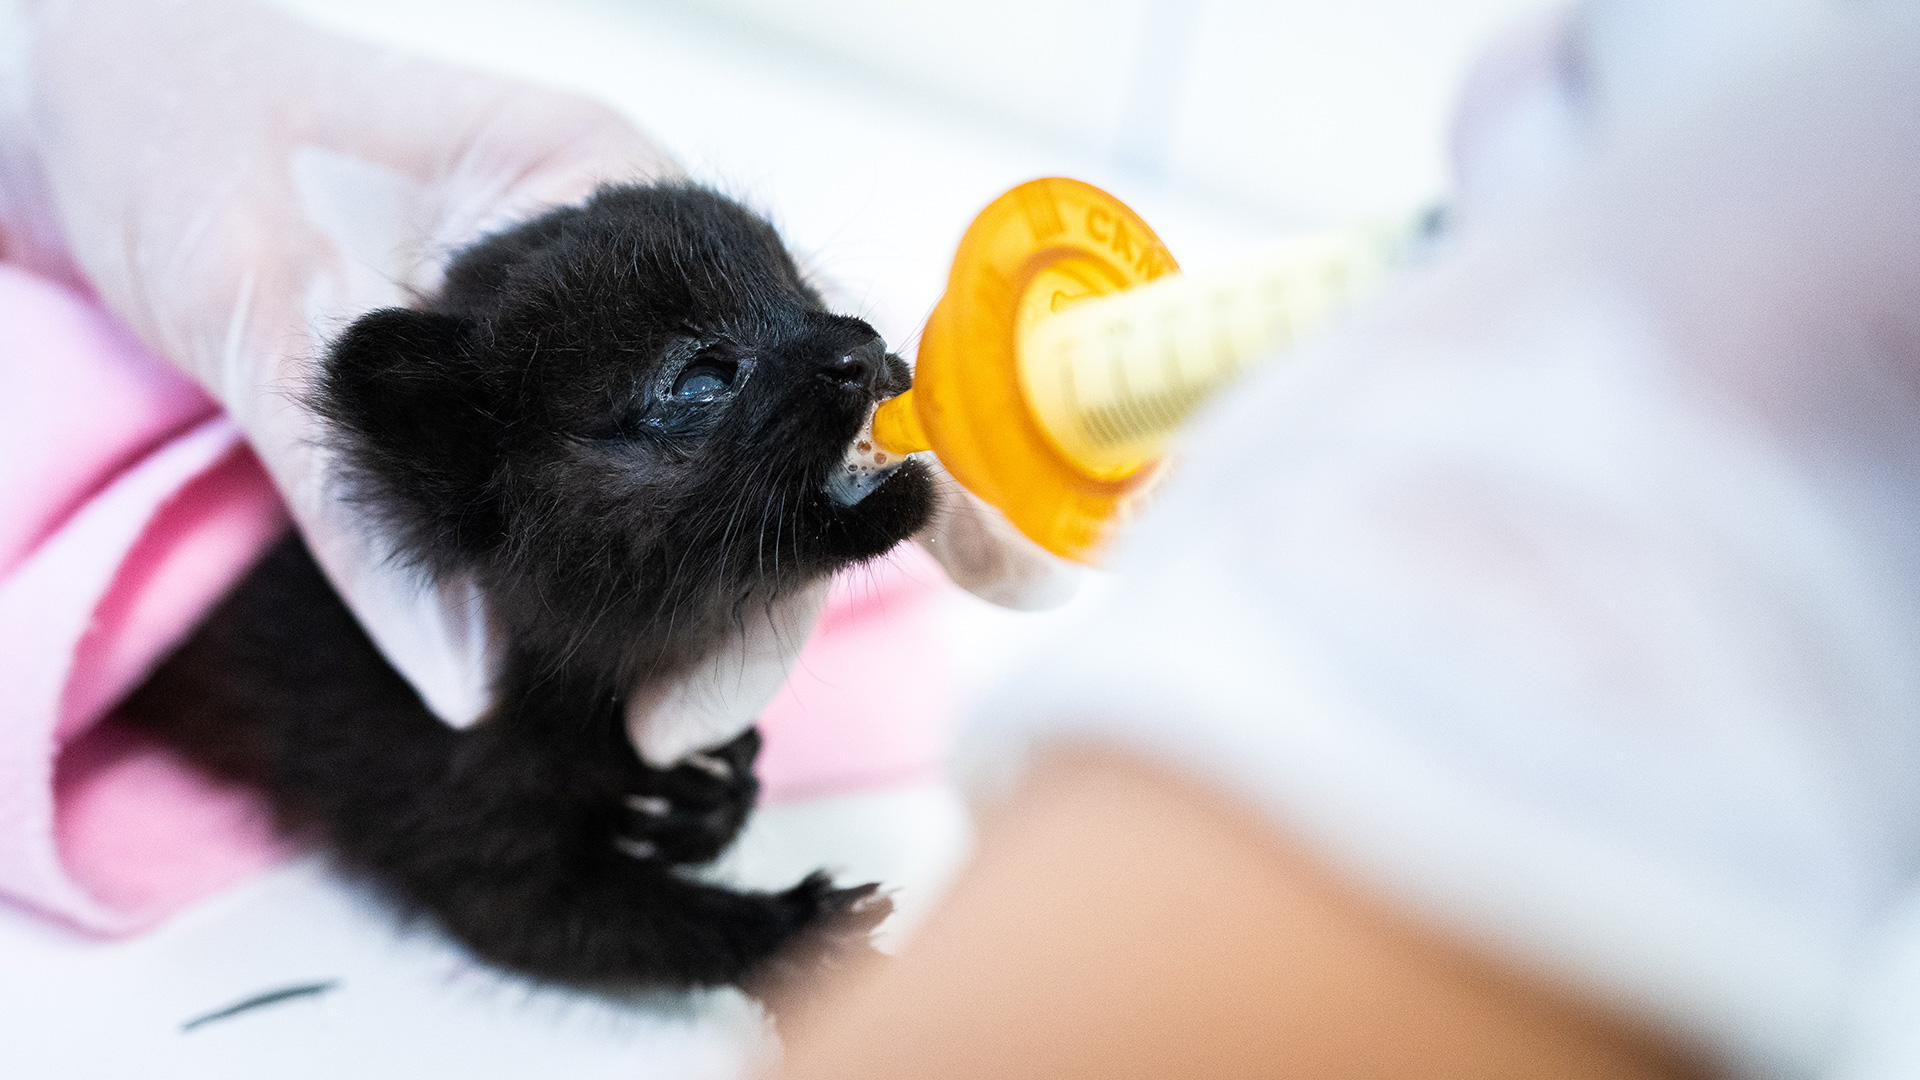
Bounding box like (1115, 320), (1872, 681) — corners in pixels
(825, 403), (907, 507)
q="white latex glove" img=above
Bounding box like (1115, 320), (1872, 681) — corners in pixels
(0, 0), (677, 727)
(911, 465), (1081, 612)
(0, 0), (1069, 748)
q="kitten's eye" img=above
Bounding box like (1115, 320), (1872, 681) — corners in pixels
(673, 359), (737, 400)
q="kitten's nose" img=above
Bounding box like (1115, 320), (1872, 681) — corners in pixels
(822, 338), (888, 393)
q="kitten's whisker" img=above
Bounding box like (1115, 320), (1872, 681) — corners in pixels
(709, 459), (763, 605)
(772, 488), (788, 598)
(753, 460), (790, 597)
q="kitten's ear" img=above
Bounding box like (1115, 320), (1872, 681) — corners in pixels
(320, 307), (474, 448)
(317, 307), (501, 556)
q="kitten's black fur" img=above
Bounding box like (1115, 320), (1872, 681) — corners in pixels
(119, 182), (933, 994)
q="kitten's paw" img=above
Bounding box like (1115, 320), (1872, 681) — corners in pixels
(782, 874), (894, 937)
(743, 874), (895, 1012)
(618, 727), (761, 864)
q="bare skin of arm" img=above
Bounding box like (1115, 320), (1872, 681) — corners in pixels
(774, 744), (1705, 1080)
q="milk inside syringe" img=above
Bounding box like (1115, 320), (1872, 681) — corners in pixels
(1014, 227), (1405, 482)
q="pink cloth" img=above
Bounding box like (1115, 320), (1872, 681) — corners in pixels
(759, 555), (955, 802)
(0, 262), (957, 936)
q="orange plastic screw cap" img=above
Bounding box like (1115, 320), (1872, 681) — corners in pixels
(871, 177), (1178, 563)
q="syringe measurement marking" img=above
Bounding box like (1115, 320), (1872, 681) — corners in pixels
(1102, 319), (1134, 441)
(1068, 288), (1262, 447)
(1158, 305), (1187, 424)
(1042, 225), (1408, 458)
(1058, 352), (1080, 437)
(1078, 309), (1211, 447)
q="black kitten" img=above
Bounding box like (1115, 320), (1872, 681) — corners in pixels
(120, 182), (934, 994)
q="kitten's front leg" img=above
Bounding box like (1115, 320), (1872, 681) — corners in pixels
(412, 704), (890, 993)
(125, 535), (888, 996)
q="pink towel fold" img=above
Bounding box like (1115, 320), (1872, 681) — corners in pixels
(0, 262), (956, 936)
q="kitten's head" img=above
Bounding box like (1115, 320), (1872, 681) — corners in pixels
(317, 182), (932, 668)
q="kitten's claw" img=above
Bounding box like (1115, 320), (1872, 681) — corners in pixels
(622, 727), (762, 865)
(743, 875), (896, 1015)
(625, 794), (672, 817)
(613, 836), (660, 860)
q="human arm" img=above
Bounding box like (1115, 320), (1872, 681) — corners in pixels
(778, 744), (1698, 1080)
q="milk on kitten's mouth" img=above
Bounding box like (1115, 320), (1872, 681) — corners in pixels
(825, 402), (907, 507)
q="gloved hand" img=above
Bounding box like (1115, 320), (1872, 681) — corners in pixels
(0, 0), (1073, 745)
(0, 0), (677, 727)
(912, 465), (1080, 612)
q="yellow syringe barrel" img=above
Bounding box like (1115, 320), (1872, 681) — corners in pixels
(873, 177), (1404, 562)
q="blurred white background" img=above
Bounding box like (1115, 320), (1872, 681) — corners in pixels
(278, 0), (1553, 357)
(640, 0), (1549, 219)
(4, 1), (1554, 1076)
